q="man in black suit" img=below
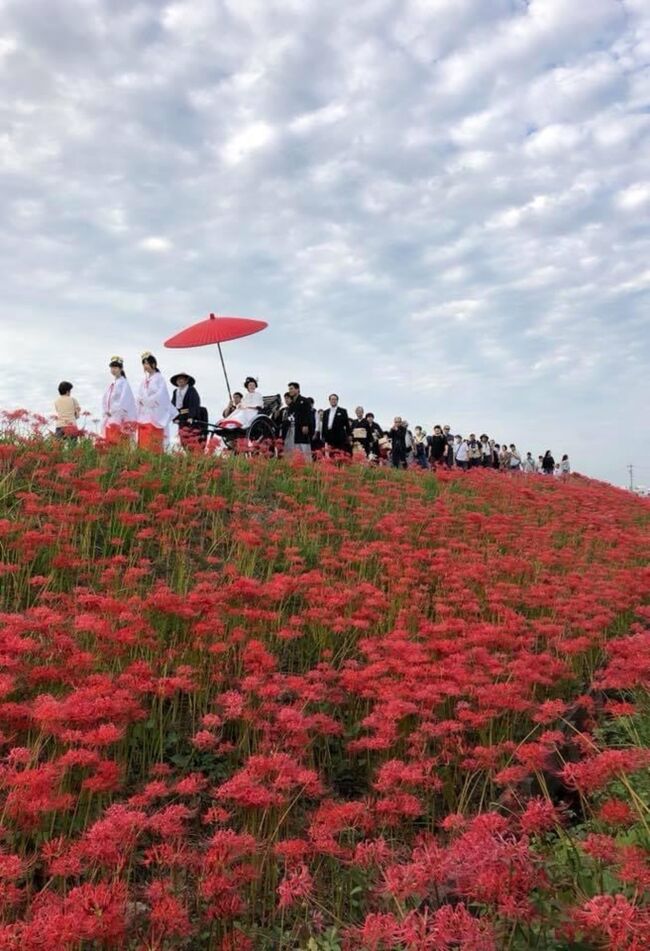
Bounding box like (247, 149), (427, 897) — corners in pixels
(321, 394), (351, 456)
(170, 372), (202, 448)
(284, 382), (314, 460)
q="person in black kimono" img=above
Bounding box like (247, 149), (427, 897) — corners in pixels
(350, 406), (369, 453)
(284, 382), (314, 460)
(321, 394), (351, 455)
(389, 417), (408, 469)
(170, 373), (202, 448)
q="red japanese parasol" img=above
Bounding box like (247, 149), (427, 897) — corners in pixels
(164, 312), (268, 399)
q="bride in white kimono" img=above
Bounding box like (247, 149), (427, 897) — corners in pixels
(101, 357), (137, 443)
(222, 377), (263, 427)
(137, 352), (174, 452)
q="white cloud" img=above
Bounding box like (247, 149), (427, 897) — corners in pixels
(138, 236), (173, 253)
(221, 121), (276, 164)
(616, 182), (650, 209)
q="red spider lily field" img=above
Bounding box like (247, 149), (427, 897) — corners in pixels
(0, 438), (648, 950)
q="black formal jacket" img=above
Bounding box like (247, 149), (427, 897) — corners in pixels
(321, 405), (350, 447)
(285, 394), (314, 445)
(172, 385), (201, 426)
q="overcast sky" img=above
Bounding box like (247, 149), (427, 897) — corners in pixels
(0, 0), (648, 487)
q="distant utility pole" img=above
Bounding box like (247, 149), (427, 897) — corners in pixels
(627, 464), (634, 491)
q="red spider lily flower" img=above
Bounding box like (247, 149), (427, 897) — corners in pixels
(597, 798), (635, 827)
(518, 798), (565, 836)
(572, 894), (650, 950)
(277, 863), (315, 909)
(145, 879), (193, 941)
(560, 748), (650, 793)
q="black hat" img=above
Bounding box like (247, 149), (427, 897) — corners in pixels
(170, 372), (195, 387)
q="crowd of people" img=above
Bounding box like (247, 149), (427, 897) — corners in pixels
(51, 353), (570, 475)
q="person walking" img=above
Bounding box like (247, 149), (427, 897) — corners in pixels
(499, 443), (511, 470)
(522, 452), (536, 473)
(443, 425), (455, 468)
(321, 393), (351, 455)
(170, 372), (202, 449)
(102, 357), (136, 444)
(541, 450), (555, 475)
(467, 434), (481, 468)
(284, 382), (314, 461)
(454, 435), (469, 470)
(389, 417), (408, 469)
(509, 443), (522, 472)
(351, 406), (370, 455)
(54, 381), (81, 440)
(413, 426), (429, 469)
(137, 352), (173, 452)
(429, 425), (448, 468)
(480, 434), (492, 468)
(559, 454), (571, 476)
(365, 413), (384, 462)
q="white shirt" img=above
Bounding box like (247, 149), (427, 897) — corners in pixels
(174, 385), (188, 410)
(327, 406), (337, 429)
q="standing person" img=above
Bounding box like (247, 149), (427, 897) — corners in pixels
(498, 443), (511, 470)
(509, 443), (522, 472)
(223, 391), (243, 417)
(559, 454), (571, 476)
(443, 425), (455, 468)
(284, 382), (314, 461)
(321, 394), (351, 455)
(351, 406), (370, 455)
(467, 434), (481, 468)
(365, 413), (384, 461)
(480, 434), (492, 467)
(522, 452), (536, 473)
(307, 398), (324, 454)
(429, 425), (448, 469)
(454, 435), (469, 470)
(101, 357), (136, 444)
(541, 450), (555, 475)
(413, 426), (429, 469)
(389, 417), (408, 469)
(54, 381), (80, 440)
(220, 377), (263, 427)
(170, 372), (202, 449)
(137, 352), (173, 452)
(403, 421), (414, 465)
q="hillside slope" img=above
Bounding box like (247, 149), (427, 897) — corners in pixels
(0, 441), (649, 950)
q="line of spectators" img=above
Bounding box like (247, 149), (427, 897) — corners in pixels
(271, 393), (570, 475)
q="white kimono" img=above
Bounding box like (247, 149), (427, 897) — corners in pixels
(137, 372), (174, 435)
(101, 377), (137, 435)
(223, 389), (263, 427)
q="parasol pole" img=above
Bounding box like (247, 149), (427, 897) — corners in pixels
(217, 342), (233, 401)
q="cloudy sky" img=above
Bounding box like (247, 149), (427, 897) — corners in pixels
(1, 0), (648, 486)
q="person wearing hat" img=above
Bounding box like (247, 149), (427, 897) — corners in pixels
(170, 371), (202, 448)
(218, 376), (263, 428)
(137, 352), (174, 452)
(101, 356), (137, 445)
